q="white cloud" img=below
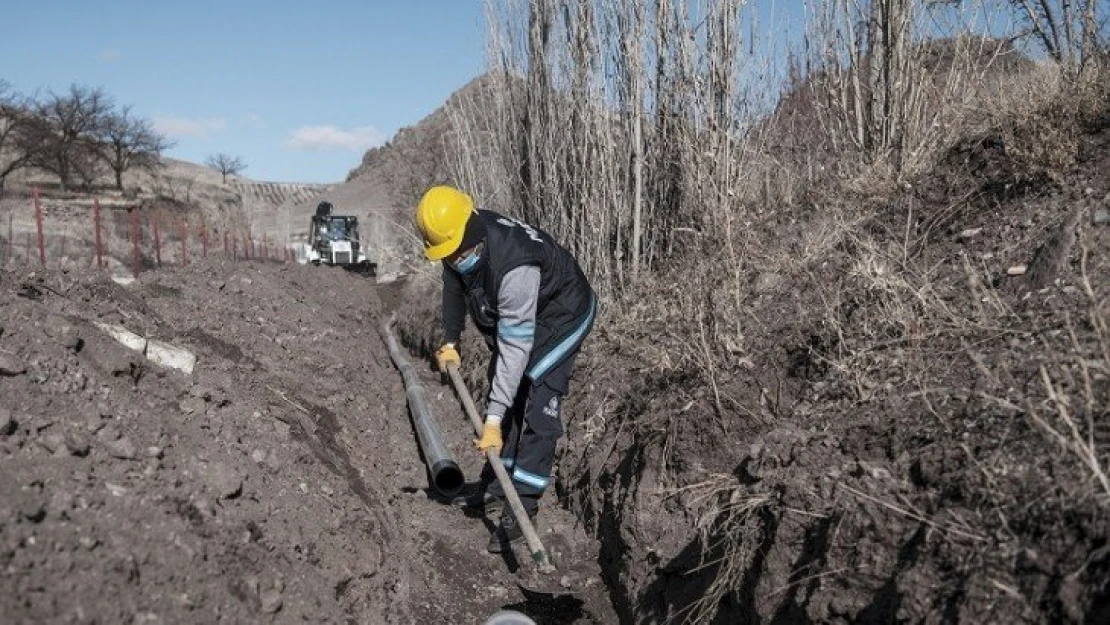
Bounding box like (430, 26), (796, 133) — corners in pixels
(153, 116), (227, 138)
(99, 49), (120, 62)
(285, 125), (386, 152)
(243, 112), (266, 127)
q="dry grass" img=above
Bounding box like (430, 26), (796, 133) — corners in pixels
(664, 473), (773, 625)
(1020, 241), (1110, 501)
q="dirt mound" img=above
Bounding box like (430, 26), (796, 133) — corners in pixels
(0, 260), (617, 623)
(536, 109), (1110, 622)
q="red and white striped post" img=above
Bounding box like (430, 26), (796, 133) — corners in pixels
(200, 220), (208, 258)
(6, 212), (12, 266)
(232, 236), (238, 261)
(32, 188), (46, 265)
(130, 208), (141, 278)
(93, 199), (104, 269)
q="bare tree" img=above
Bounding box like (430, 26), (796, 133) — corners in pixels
(1008, 0), (1106, 69)
(205, 153), (246, 184)
(0, 80), (33, 193)
(22, 84), (113, 191)
(96, 106), (173, 190)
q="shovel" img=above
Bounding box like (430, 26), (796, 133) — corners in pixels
(444, 362), (556, 573)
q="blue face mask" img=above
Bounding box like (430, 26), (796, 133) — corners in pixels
(454, 253), (480, 274)
(450, 242), (484, 274)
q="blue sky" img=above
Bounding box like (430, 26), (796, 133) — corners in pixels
(2, 1), (486, 183)
(7, 1), (1031, 185)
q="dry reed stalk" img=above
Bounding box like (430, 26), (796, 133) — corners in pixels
(663, 472), (772, 624)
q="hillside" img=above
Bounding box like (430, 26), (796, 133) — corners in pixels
(282, 74), (503, 276)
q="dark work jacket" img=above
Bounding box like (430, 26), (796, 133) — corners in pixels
(443, 209), (594, 383)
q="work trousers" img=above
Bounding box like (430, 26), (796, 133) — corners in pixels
(482, 350), (578, 515)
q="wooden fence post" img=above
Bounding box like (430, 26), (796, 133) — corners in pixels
(152, 213), (162, 266)
(93, 199), (104, 268)
(33, 188), (45, 265)
(180, 219), (189, 266)
(130, 208), (141, 278)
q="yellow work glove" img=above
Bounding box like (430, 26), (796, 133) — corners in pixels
(475, 421), (503, 454)
(435, 343), (460, 372)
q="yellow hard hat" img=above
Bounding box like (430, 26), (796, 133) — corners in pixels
(415, 185), (475, 260)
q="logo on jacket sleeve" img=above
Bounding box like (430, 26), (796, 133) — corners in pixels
(543, 396), (560, 418)
(497, 217), (543, 244)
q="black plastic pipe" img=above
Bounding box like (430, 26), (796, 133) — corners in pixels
(381, 315), (464, 497)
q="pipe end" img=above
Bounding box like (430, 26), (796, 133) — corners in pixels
(431, 459), (465, 497)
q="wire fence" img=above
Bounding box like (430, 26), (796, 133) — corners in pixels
(1, 188), (294, 277)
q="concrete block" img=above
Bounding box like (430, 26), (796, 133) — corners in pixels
(94, 322), (147, 353)
(146, 340), (196, 375)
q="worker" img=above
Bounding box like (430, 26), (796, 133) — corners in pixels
(415, 185), (596, 553)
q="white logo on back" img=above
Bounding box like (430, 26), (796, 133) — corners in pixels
(497, 217), (543, 244)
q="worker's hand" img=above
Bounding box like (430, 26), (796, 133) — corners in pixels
(475, 421), (502, 454)
(436, 343), (460, 372)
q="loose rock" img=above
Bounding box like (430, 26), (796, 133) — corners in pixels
(105, 482), (128, 497)
(206, 463), (244, 499)
(65, 434), (91, 457)
(44, 315), (82, 351)
(50, 491), (75, 515)
(21, 499), (46, 523)
(94, 322), (146, 353)
(146, 340), (196, 375)
(40, 433), (66, 454)
(0, 409), (15, 435)
(260, 588), (283, 614)
(107, 437), (139, 460)
(179, 396), (207, 416)
(0, 354), (27, 376)
(85, 409), (107, 434)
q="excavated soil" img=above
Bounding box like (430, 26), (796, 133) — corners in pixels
(548, 117), (1110, 624)
(0, 260), (618, 624)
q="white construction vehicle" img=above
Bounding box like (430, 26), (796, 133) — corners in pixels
(304, 201), (373, 272)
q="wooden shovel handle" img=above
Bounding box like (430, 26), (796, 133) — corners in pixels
(445, 363), (553, 569)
